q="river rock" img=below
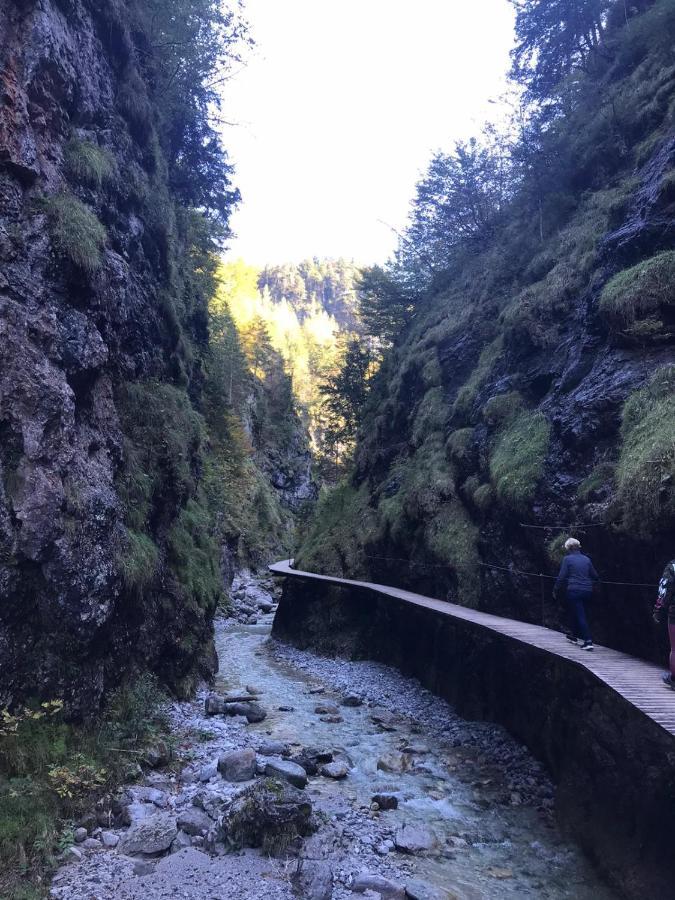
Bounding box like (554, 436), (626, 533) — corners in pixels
(377, 752), (408, 774)
(101, 831), (119, 848)
(199, 759), (219, 782)
(219, 780), (313, 853)
(258, 740), (290, 757)
(291, 748), (333, 776)
(294, 859), (334, 899)
(372, 793), (398, 810)
(129, 786), (168, 808)
(170, 830), (193, 853)
(352, 873), (406, 898)
(314, 704), (340, 715)
(119, 813), (178, 856)
(226, 702), (267, 723)
(74, 827), (87, 843)
(218, 748), (256, 782)
(65, 846), (83, 862)
(405, 880), (454, 900)
(370, 709), (398, 731)
(82, 838), (102, 850)
(394, 824), (437, 855)
(341, 692), (364, 707)
(177, 807), (212, 836)
(120, 801), (151, 827)
(143, 740), (171, 768)
(265, 757), (308, 789)
(321, 761), (348, 779)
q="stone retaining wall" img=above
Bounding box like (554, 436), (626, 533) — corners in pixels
(272, 575), (675, 900)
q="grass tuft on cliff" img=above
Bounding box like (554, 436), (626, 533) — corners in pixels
(489, 410), (551, 509)
(64, 139), (116, 189)
(599, 251), (675, 339)
(617, 365), (675, 533)
(43, 194), (106, 273)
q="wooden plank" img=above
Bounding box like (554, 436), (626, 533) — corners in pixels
(270, 558), (675, 738)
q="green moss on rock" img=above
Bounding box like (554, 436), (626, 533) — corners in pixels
(616, 365), (675, 533)
(599, 251), (675, 336)
(489, 410), (550, 509)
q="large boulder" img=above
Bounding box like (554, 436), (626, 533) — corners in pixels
(176, 808), (212, 837)
(219, 779), (313, 855)
(394, 824), (437, 855)
(119, 813), (178, 856)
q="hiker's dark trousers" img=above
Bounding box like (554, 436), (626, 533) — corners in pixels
(567, 591), (592, 642)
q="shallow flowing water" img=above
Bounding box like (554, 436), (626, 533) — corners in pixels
(215, 612), (617, 900)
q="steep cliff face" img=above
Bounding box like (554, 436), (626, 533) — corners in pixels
(0, 0), (237, 714)
(298, 5), (675, 666)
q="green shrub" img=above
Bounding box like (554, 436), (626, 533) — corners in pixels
(102, 672), (170, 748)
(599, 251), (675, 336)
(489, 410), (551, 509)
(482, 391), (524, 427)
(576, 462), (616, 502)
(616, 366), (675, 533)
(43, 194), (106, 272)
(117, 68), (153, 143)
(64, 139), (115, 188)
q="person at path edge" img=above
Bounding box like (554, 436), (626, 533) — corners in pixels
(653, 559), (675, 689)
(554, 538), (599, 651)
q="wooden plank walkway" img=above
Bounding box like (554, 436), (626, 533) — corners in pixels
(269, 558), (675, 736)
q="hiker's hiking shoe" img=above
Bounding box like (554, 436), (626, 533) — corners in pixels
(565, 633), (578, 645)
(581, 640), (594, 651)
(662, 673), (674, 689)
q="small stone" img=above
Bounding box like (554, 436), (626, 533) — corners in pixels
(74, 827), (88, 843)
(143, 741), (171, 768)
(370, 709), (397, 731)
(377, 752), (407, 774)
(372, 793), (398, 810)
(82, 838), (102, 850)
(133, 859), (155, 877)
(101, 831), (119, 848)
(218, 748), (256, 782)
(487, 867), (513, 879)
(177, 807), (212, 836)
(405, 878), (452, 900)
(320, 715), (343, 724)
(352, 872), (406, 898)
(394, 824), (437, 855)
(170, 830), (193, 853)
(258, 740), (290, 757)
(265, 758), (308, 789)
(320, 761), (348, 779)
(199, 759), (219, 782)
(341, 693), (363, 707)
(226, 702), (267, 724)
(65, 846), (83, 862)
(375, 840), (394, 856)
(314, 704), (340, 715)
(309, 687), (325, 695)
(278, 705), (295, 712)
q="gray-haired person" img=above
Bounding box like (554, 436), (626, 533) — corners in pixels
(553, 538), (600, 651)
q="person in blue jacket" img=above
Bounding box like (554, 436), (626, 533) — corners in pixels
(554, 538), (600, 651)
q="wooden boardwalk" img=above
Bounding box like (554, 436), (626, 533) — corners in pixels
(269, 558), (675, 737)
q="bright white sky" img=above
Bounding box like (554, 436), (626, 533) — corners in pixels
(223, 0), (515, 266)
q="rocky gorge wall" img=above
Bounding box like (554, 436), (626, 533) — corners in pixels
(297, 4), (675, 669)
(273, 572), (675, 900)
(0, 0), (309, 717)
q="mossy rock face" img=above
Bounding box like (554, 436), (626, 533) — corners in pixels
(616, 365), (675, 534)
(599, 251), (675, 340)
(489, 410), (551, 509)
